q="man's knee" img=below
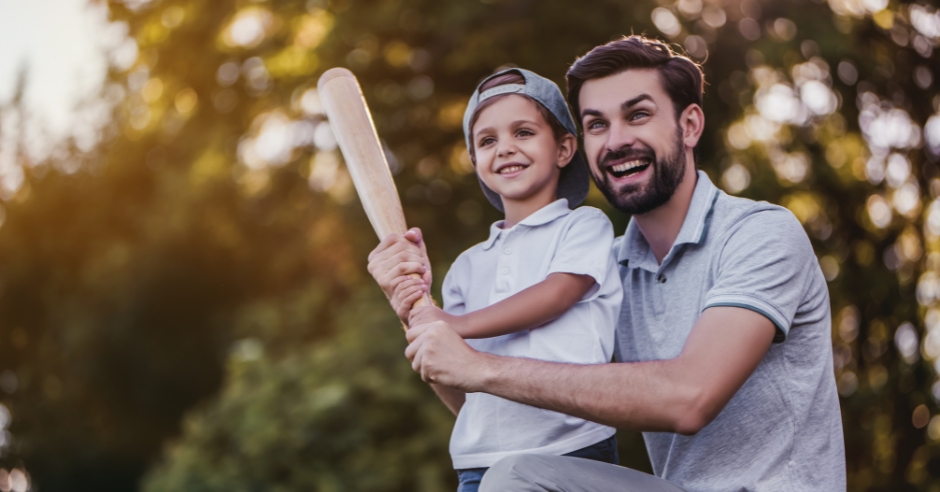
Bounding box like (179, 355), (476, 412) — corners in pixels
(479, 454), (548, 491)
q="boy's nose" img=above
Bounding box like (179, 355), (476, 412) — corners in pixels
(497, 146), (516, 158)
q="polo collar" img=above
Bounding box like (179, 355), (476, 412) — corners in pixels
(617, 170), (720, 270)
(481, 199), (572, 250)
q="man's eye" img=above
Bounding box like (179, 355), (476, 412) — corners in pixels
(630, 111), (650, 121)
(587, 120), (607, 130)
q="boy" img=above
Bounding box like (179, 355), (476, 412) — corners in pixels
(389, 69), (622, 492)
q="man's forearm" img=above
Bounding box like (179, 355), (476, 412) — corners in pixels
(430, 383), (465, 416)
(470, 307), (776, 435)
(477, 353), (698, 433)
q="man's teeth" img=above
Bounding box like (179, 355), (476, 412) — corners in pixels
(499, 165), (526, 174)
(610, 160), (649, 173)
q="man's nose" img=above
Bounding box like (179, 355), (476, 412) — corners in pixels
(605, 121), (638, 153)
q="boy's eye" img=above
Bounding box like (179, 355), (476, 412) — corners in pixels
(478, 136), (496, 147)
(516, 128), (534, 137)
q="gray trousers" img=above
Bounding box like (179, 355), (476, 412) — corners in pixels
(478, 454), (686, 492)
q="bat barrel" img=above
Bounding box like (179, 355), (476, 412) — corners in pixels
(318, 68), (431, 311)
(318, 68), (408, 240)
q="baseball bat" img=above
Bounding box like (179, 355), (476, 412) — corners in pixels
(317, 68), (432, 311)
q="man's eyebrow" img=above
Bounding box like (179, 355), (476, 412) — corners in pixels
(580, 95), (654, 119)
(621, 94), (653, 110)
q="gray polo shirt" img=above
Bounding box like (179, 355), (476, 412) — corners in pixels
(614, 171), (845, 491)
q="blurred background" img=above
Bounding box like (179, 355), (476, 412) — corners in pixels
(0, 0), (937, 490)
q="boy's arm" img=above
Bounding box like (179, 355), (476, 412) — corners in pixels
(410, 272), (595, 339)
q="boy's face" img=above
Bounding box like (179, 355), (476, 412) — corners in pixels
(577, 69), (689, 215)
(471, 95), (572, 209)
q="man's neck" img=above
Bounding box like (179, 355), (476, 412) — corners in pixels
(633, 161), (699, 264)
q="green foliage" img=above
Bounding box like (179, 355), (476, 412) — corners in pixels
(142, 292), (456, 492)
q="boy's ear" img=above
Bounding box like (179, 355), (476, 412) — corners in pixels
(556, 134), (577, 168)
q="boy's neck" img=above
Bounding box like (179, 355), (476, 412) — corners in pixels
(500, 186), (559, 228)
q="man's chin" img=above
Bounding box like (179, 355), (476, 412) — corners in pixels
(599, 181), (673, 215)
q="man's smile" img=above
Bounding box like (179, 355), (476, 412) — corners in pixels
(607, 158), (651, 179)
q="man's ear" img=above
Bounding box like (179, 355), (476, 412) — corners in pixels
(556, 133), (577, 168)
(679, 104), (704, 150)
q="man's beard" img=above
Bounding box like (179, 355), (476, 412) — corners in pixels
(591, 130), (686, 215)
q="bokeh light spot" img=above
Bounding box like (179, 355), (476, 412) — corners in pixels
(896, 322), (920, 364)
(651, 8), (682, 38)
(141, 77), (164, 103)
(771, 18), (797, 41)
(217, 61), (240, 87)
(721, 163), (750, 193)
(223, 8), (273, 48)
(913, 404), (930, 429)
(837, 60), (858, 85)
(738, 18), (761, 41)
(928, 415), (940, 440)
(838, 370), (858, 396)
(175, 88), (198, 114)
(300, 89), (323, 116)
(701, 7), (726, 28)
(819, 255), (840, 281)
(867, 194), (893, 228)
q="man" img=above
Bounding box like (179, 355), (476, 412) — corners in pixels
(368, 36), (845, 491)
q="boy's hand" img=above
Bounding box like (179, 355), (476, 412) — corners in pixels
(367, 228), (432, 300)
(410, 306), (467, 335)
(390, 276), (429, 324)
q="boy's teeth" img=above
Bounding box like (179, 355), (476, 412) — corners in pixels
(499, 165), (525, 174)
(610, 160), (649, 173)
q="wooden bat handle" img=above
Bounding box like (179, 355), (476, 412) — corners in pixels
(318, 68), (431, 314)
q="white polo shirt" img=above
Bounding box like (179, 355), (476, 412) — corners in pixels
(441, 199), (622, 470)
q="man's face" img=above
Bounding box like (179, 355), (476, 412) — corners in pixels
(578, 69), (687, 215)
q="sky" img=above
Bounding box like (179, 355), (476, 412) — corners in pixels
(0, 0), (111, 139)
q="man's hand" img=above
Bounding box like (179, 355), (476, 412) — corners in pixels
(405, 320), (488, 391)
(367, 228), (432, 323)
(367, 228), (432, 297)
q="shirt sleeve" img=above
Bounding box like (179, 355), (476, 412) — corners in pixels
(546, 207), (616, 288)
(441, 253), (469, 316)
(703, 206), (817, 342)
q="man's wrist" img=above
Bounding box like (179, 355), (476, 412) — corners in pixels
(469, 351), (502, 393)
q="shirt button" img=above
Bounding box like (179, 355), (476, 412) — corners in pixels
(501, 267), (510, 275)
(658, 275), (667, 283)
(503, 247), (512, 255)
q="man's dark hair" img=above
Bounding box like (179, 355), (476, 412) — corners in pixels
(565, 35), (705, 124)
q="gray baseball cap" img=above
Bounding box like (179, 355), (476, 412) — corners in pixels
(462, 68), (589, 212)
